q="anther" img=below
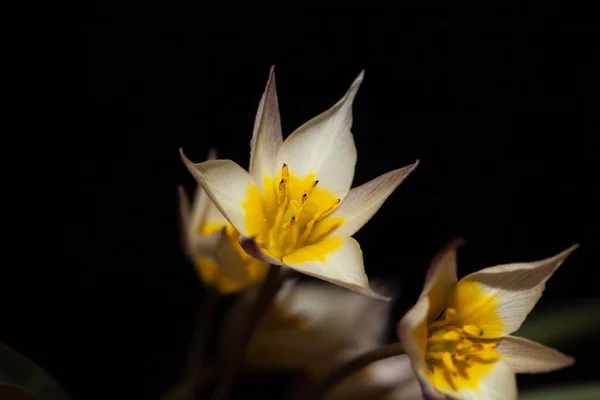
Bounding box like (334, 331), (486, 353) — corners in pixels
(463, 325), (482, 337)
(456, 340), (472, 351)
(445, 308), (457, 320)
(442, 331), (462, 342)
(283, 216), (296, 229)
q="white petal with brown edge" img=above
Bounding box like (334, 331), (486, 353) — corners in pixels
(420, 238), (464, 320)
(180, 151), (258, 238)
(249, 66), (283, 194)
(276, 71), (364, 199)
(331, 161), (420, 237)
(450, 244), (579, 338)
(497, 335), (574, 373)
(282, 236), (389, 301)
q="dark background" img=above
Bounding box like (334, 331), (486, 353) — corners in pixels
(8, 4), (600, 400)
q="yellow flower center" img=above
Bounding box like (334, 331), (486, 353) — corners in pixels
(269, 163), (340, 256)
(244, 164), (345, 261)
(424, 307), (500, 391)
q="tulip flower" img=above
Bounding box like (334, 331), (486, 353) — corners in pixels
(181, 67), (418, 299)
(399, 240), (577, 399)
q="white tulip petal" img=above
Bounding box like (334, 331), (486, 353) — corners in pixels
(284, 282), (391, 350)
(282, 236), (390, 301)
(453, 244), (579, 336)
(189, 148), (218, 231)
(203, 200), (229, 227)
(180, 150), (257, 237)
(212, 228), (251, 283)
(497, 335), (574, 373)
(421, 238), (464, 320)
(249, 66), (284, 194)
(177, 182), (226, 260)
(276, 71), (364, 199)
(331, 161), (419, 237)
(397, 296), (444, 400)
(458, 360), (517, 400)
(188, 230), (223, 258)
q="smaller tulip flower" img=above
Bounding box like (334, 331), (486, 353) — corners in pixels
(398, 239), (577, 400)
(178, 150), (268, 293)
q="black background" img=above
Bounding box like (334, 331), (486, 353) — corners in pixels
(8, 4), (600, 400)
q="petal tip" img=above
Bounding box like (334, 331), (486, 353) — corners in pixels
(179, 147), (190, 162)
(396, 159), (421, 180)
(351, 69), (365, 89)
(207, 148), (218, 160)
(429, 237), (466, 268)
(563, 243), (580, 256)
(265, 65), (277, 91)
(564, 355), (576, 368)
(449, 237), (467, 249)
(179, 148), (198, 174)
(549, 243), (580, 265)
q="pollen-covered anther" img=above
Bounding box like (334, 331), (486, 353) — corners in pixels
(456, 340), (473, 351)
(442, 331), (462, 342)
(463, 325), (482, 337)
(302, 180), (319, 203)
(445, 308), (457, 320)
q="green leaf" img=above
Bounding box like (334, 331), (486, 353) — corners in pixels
(520, 382), (600, 400)
(515, 299), (600, 345)
(0, 342), (70, 400)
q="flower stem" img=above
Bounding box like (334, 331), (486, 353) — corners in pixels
(161, 287), (220, 400)
(210, 264), (283, 400)
(311, 342), (406, 399)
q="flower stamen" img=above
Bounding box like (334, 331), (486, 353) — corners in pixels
(267, 164), (342, 258)
(425, 308), (499, 383)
